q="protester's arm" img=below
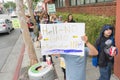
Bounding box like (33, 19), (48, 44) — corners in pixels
(81, 35), (98, 56)
(30, 25), (34, 28)
(86, 41), (98, 56)
(38, 32), (42, 40)
(30, 22), (34, 28)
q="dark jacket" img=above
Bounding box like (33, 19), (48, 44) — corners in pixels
(93, 24), (115, 67)
(27, 22), (34, 32)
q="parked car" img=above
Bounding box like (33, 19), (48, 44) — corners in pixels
(10, 11), (18, 18)
(0, 19), (14, 34)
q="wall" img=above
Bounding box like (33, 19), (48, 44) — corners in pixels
(56, 2), (116, 16)
(114, 0), (120, 79)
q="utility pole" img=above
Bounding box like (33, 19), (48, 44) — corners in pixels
(16, 0), (38, 65)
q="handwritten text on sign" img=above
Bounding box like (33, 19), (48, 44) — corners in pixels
(40, 23), (85, 56)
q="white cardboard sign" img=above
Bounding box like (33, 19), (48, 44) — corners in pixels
(40, 23), (85, 56)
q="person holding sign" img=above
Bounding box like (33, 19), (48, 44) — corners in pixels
(38, 33), (98, 80)
(59, 35), (98, 80)
(38, 14), (98, 80)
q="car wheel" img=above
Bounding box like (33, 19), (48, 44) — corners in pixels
(7, 29), (11, 34)
(12, 28), (14, 30)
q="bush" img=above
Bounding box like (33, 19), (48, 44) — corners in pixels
(57, 12), (115, 44)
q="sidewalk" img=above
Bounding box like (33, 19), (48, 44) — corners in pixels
(18, 40), (119, 80)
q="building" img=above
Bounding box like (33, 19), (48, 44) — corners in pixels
(54, 0), (116, 16)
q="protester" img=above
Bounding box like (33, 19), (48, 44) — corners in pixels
(57, 14), (97, 80)
(58, 15), (66, 80)
(57, 35), (98, 80)
(38, 14), (98, 80)
(49, 14), (59, 23)
(26, 16), (35, 41)
(58, 15), (63, 23)
(34, 11), (40, 31)
(93, 24), (118, 80)
(39, 33), (98, 80)
(39, 13), (53, 63)
(67, 14), (75, 22)
(41, 13), (49, 24)
(59, 57), (66, 80)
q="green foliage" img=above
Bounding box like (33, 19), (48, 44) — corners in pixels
(57, 12), (115, 44)
(3, 1), (16, 9)
(3, 3), (9, 9)
(33, 0), (41, 9)
(24, 4), (28, 10)
(33, 0), (40, 2)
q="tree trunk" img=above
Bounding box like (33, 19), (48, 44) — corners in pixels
(16, 0), (38, 65)
(26, 0), (38, 34)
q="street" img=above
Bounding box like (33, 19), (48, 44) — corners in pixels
(0, 14), (11, 20)
(0, 29), (21, 70)
(0, 28), (23, 80)
(0, 13), (20, 62)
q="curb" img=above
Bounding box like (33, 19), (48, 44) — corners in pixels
(13, 44), (25, 80)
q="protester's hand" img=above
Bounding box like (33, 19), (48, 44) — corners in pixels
(38, 33), (42, 40)
(30, 26), (34, 28)
(81, 35), (88, 44)
(111, 48), (117, 56)
(52, 54), (60, 57)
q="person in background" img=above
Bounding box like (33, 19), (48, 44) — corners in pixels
(49, 14), (59, 23)
(34, 11), (40, 31)
(39, 13), (53, 63)
(59, 57), (66, 80)
(41, 13), (49, 24)
(58, 15), (63, 23)
(67, 14), (75, 22)
(26, 16), (35, 42)
(57, 15), (65, 80)
(94, 24), (118, 80)
(34, 12), (41, 41)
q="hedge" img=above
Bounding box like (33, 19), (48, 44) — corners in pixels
(57, 12), (115, 44)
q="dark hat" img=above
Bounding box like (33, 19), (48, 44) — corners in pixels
(100, 24), (114, 37)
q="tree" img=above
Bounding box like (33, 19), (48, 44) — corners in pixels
(16, 0), (38, 65)
(3, 1), (16, 10)
(33, 0), (40, 9)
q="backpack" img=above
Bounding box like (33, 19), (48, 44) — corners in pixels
(92, 56), (98, 67)
(92, 45), (100, 67)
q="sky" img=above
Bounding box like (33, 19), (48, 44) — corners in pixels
(0, 0), (15, 3)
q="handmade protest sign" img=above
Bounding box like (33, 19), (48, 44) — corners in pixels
(40, 23), (85, 56)
(12, 18), (20, 28)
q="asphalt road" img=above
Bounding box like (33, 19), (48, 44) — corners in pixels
(0, 14), (11, 20)
(0, 29), (21, 70)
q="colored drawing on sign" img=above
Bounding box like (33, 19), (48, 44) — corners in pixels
(40, 23), (85, 56)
